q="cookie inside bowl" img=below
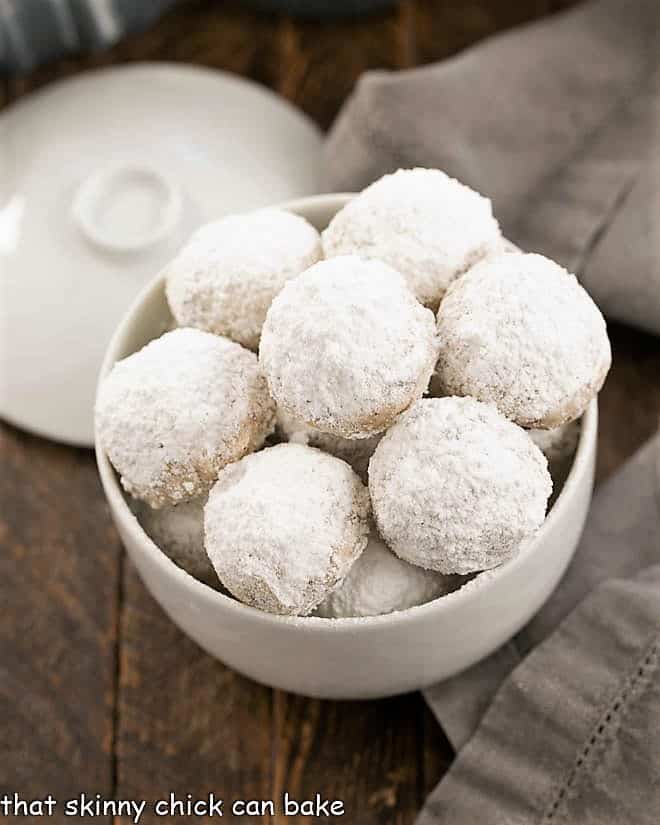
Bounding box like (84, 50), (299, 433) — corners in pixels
(103, 270), (584, 618)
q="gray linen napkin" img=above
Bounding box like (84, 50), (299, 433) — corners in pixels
(416, 437), (660, 824)
(325, 0), (660, 336)
(325, 1), (660, 819)
(426, 435), (660, 747)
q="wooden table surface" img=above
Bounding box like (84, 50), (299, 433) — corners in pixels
(2, 2), (660, 823)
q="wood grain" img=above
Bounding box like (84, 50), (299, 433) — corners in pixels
(413, 0), (577, 65)
(597, 324), (660, 482)
(114, 570), (272, 824)
(0, 425), (120, 810)
(270, 691), (422, 824)
(277, 3), (414, 130)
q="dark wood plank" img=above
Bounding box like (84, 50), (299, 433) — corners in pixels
(114, 570), (273, 824)
(419, 699), (454, 803)
(413, 0), (578, 66)
(597, 323), (660, 482)
(0, 424), (120, 808)
(270, 691), (422, 824)
(277, 2), (415, 130)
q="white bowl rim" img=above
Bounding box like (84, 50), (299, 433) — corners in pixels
(95, 192), (598, 633)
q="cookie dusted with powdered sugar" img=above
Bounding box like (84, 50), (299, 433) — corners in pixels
(96, 328), (275, 508)
(165, 209), (321, 350)
(315, 530), (463, 618)
(276, 408), (382, 481)
(204, 443), (370, 616)
(369, 397), (551, 575)
(322, 168), (501, 309)
(260, 256), (438, 439)
(435, 252), (611, 428)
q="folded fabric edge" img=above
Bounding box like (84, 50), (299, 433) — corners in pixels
(423, 434), (660, 754)
(417, 565), (660, 824)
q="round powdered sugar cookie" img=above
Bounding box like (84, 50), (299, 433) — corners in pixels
(276, 408), (382, 481)
(204, 443), (370, 616)
(96, 328), (275, 508)
(369, 397), (552, 575)
(315, 530), (462, 618)
(435, 252), (611, 428)
(164, 209), (321, 350)
(260, 256), (439, 439)
(134, 497), (214, 582)
(322, 168), (501, 309)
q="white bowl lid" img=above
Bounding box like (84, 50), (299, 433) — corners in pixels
(0, 63), (322, 446)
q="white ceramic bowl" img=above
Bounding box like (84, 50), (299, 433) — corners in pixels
(95, 194), (597, 700)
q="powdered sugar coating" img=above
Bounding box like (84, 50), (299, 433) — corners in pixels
(260, 256), (439, 439)
(164, 209), (322, 350)
(435, 252), (611, 428)
(204, 443), (370, 615)
(96, 328), (275, 508)
(322, 168), (501, 309)
(315, 530), (462, 618)
(276, 408), (381, 481)
(135, 497), (214, 582)
(369, 397), (552, 574)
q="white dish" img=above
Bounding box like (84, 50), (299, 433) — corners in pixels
(96, 193), (596, 700)
(0, 63), (322, 446)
